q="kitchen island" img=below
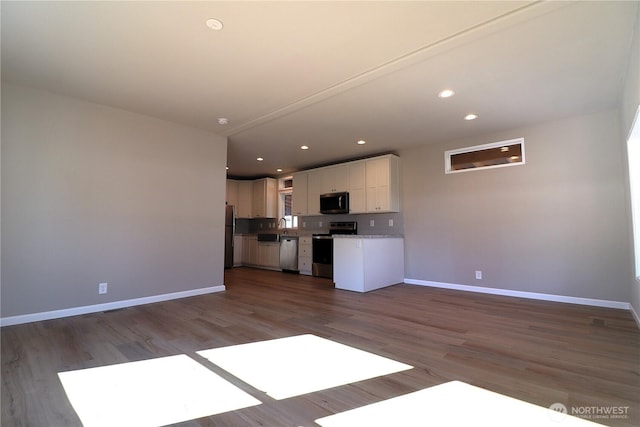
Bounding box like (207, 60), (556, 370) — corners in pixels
(333, 235), (404, 292)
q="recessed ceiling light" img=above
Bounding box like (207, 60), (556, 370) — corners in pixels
(225, 166), (229, 170)
(256, 157), (264, 161)
(300, 145), (309, 150)
(217, 117), (229, 125)
(438, 89), (455, 98)
(357, 140), (366, 145)
(464, 114), (478, 121)
(276, 168), (283, 172)
(206, 18), (224, 31)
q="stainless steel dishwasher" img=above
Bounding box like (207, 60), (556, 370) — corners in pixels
(279, 235), (299, 272)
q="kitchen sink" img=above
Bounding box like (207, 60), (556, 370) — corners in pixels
(257, 233), (280, 242)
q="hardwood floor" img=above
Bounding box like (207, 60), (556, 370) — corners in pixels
(2, 267), (639, 426)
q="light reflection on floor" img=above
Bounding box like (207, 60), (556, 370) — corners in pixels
(315, 381), (599, 427)
(57, 354), (261, 427)
(58, 335), (588, 426)
(197, 334), (413, 400)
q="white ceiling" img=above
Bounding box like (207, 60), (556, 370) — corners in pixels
(2, 1), (637, 178)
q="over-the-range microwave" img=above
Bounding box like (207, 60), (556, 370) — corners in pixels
(320, 192), (349, 214)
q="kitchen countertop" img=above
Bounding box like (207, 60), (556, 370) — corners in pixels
(333, 235), (404, 239)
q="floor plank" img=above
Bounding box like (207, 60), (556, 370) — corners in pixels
(2, 267), (639, 426)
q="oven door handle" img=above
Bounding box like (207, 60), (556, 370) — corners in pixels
(312, 235), (334, 240)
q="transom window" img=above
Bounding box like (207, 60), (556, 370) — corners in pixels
(445, 138), (525, 174)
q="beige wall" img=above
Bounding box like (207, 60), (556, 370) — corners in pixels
(1, 83), (228, 318)
(400, 109), (631, 302)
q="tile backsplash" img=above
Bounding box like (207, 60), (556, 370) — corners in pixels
(236, 213), (403, 235)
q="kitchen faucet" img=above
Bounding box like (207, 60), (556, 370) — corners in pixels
(278, 217), (287, 232)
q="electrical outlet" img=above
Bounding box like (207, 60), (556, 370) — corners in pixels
(475, 271), (482, 280)
(319, 221), (323, 228)
(98, 282), (108, 294)
(370, 219), (375, 227)
(388, 219), (394, 227)
(302, 222), (306, 228)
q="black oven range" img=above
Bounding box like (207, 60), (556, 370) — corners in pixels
(311, 221), (357, 279)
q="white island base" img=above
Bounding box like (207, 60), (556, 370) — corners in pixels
(333, 236), (404, 293)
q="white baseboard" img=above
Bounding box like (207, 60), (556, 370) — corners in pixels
(0, 285), (226, 327)
(404, 278), (631, 310)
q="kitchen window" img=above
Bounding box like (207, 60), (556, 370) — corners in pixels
(279, 177), (298, 228)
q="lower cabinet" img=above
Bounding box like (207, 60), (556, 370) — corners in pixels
(241, 235), (258, 265)
(298, 236), (312, 275)
(258, 242), (280, 270)
(233, 235), (243, 267)
(333, 236), (404, 292)
(240, 235), (280, 270)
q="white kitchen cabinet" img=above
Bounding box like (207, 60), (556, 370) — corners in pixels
(307, 170), (322, 215)
(233, 235), (243, 267)
(237, 181), (254, 218)
(333, 236), (404, 292)
(252, 178), (277, 218)
(321, 164), (349, 193)
(365, 155), (400, 213)
(258, 242), (280, 270)
(292, 172), (308, 216)
(348, 161), (366, 213)
(226, 179), (239, 208)
(298, 236), (312, 275)
(242, 235), (258, 265)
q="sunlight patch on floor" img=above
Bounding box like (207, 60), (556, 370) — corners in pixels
(58, 354), (261, 427)
(197, 334), (413, 400)
(315, 381), (599, 427)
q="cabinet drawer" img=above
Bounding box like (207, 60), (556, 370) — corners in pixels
(298, 256), (312, 274)
(299, 245), (312, 257)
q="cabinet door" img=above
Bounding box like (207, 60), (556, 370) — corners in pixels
(249, 237), (258, 264)
(322, 165), (348, 193)
(233, 235), (243, 267)
(268, 243), (280, 267)
(348, 162), (366, 213)
(365, 156), (399, 212)
(226, 180), (239, 208)
(264, 178), (278, 218)
(252, 180), (266, 218)
(237, 181), (253, 218)
(292, 172), (308, 216)
(252, 178), (277, 218)
(307, 170), (322, 215)
(241, 236), (251, 263)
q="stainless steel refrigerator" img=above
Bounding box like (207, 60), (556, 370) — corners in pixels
(224, 205), (235, 268)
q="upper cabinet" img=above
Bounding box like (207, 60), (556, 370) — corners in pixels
(237, 180), (254, 218)
(321, 165), (349, 194)
(227, 178), (276, 218)
(252, 178), (277, 218)
(348, 161), (366, 213)
(307, 169), (322, 215)
(230, 154), (399, 219)
(366, 155), (400, 212)
(292, 172), (308, 216)
(226, 179), (239, 207)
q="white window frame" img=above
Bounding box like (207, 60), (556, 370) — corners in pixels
(445, 137), (525, 174)
(278, 177), (298, 229)
(627, 106), (640, 279)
